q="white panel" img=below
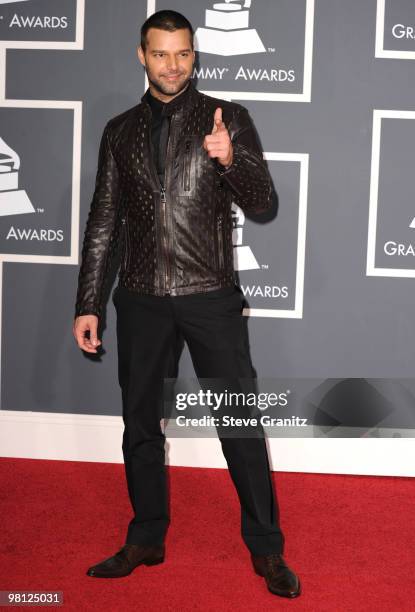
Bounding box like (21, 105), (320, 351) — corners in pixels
(1, 410), (414, 477)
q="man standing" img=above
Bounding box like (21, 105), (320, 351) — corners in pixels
(73, 9), (300, 599)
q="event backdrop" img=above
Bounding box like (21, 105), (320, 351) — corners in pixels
(1, 0), (415, 438)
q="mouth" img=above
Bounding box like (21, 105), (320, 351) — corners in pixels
(164, 74), (181, 81)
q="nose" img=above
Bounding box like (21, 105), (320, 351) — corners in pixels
(166, 56), (179, 72)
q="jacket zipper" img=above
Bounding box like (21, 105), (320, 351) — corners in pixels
(217, 214), (224, 270)
(122, 211), (129, 271)
(184, 139), (191, 191)
(146, 108), (172, 294)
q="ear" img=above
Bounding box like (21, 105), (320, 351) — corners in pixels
(137, 45), (145, 66)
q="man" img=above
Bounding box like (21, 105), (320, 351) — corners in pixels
(73, 9), (300, 599)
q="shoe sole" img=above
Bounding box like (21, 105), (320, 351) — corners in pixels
(86, 556), (165, 578)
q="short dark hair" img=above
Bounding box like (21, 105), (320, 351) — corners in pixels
(140, 10), (194, 52)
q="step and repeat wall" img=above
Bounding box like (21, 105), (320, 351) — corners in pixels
(1, 0), (415, 472)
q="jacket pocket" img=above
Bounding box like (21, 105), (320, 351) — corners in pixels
(182, 138), (193, 193)
(217, 213), (224, 270)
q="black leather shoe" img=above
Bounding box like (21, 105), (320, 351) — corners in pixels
(86, 543), (165, 578)
(251, 552), (301, 598)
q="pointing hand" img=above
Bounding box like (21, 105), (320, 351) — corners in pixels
(203, 107), (233, 168)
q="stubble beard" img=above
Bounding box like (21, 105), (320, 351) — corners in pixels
(146, 66), (192, 99)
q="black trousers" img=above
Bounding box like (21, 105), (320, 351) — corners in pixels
(112, 283), (284, 556)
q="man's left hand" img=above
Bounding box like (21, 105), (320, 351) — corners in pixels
(203, 107), (233, 168)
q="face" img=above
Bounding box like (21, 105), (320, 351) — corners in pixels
(137, 27), (195, 101)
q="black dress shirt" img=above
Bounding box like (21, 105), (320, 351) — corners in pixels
(143, 81), (191, 188)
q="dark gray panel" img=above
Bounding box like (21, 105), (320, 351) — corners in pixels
(2, 0), (415, 429)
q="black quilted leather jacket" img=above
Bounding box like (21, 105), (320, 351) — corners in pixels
(74, 79), (272, 318)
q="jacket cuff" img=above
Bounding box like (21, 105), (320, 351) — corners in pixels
(213, 143), (270, 201)
(214, 158), (232, 174)
(74, 301), (101, 319)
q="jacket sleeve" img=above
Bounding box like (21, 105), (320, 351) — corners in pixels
(214, 107), (272, 214)
(74, 123), (120, 319)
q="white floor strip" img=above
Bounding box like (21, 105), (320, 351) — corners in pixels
(0, 410), (414, 477)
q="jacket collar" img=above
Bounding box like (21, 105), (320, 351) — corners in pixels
(140, 78), (199, 116)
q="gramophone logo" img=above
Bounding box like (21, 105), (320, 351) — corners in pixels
(0, 0), (30, 4)
(231, 202), (260, 270)
(0, 137), (35, 217)
(195, 0), (266, 56)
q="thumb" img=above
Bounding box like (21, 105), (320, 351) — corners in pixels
(89, 321), (100, 346)
(212, 107), (223, 133)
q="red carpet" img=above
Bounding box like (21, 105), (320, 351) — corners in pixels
(0, 457), (414, 611)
